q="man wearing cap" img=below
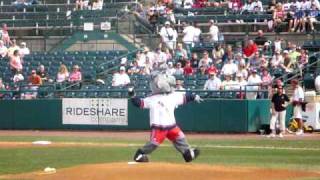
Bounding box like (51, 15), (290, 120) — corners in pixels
(19, 42), (30, 57)
(209, 20), (219, 42)
(267, 85), (290, 138)
(112, 66), (131, 87)
(291, 79), (305, 135)
(247, 69), (262, 99)
(234, 73), (247, 99)
(159, 21), (177, 51)
(204, 71), (222, 90)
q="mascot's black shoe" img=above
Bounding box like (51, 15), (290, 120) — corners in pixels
(134, 149), (149, 162)
(183, 148), (200, 162)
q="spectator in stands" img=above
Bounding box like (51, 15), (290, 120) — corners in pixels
(271, 50), (284, 69)
(315, 74), (320, 92)
(128, 60), (140, 75)
(285, 5), (295, 32)
(76, 0), (85, 10)
(247, 51), (260, 70)
(182, 22), (196, 58)
(56, 64), (69, 83)
(69, 65), (82, 83)
(37, 65), (51, 83)
(183, 61), (194, 76)
(175, 79), (185, 93)
(221, 58), (238, 77)
(243, 40), (258, 58)
(221, 74), (235, 90)
(261, 68), (273, 87)
(193, 23), (202, 43)
(9, 49), (22, 76)
(112, 66), (130, 87)
(297, 49), (309, 68)
(0, 24), (11, 47)
(203, 71), (221, 90)
(166, 61), (176, 75)
(198, 51), (213, 68)
(259, 56), (269, 70)
(19, 42), (30, 57)
(159, 21), (177, 51)
(267, 0), (277, 14)
(7, 39), (20, 57)
(228, 0), (243, 13)
(222, 45), (234, 63)
(306, 4), (319, 32)
(164, 48), (173, 62)
(206, 63), (218, 75)
(252, 0), (263, 13)
(234, 73), (247, 90)
(282, 50), (293, 72)
(28, 69), (42, 86)
(174, 62), (184, 76)
(293, 6), (306, 32)
(271, 3), (285, 32)
(311, 0), (320, 9)
(13, 70), (24, 83)
(92, 0), (103, 10)
(192, 0), (207, 8)
(254, 30), (268, 48)
(246, 69), (262, 99)
(154, 47), (168, 69)
(197, 65), (207, 76)
(209, 20), (219, 42)
(234, 52), (245, 66)
(190, 52), (199, 69)
(0, 40), (8, 58)
(288, 44), (301, 65)
(183, 0), (193, 9)
(241, 0), (254, 14)
(174, 43), (188, 62)
(274, 37), (283, 52)
(238, 61), (248, 80)
(0, 78), (5, 99)
(135, 50), (146, 68)
(212, 44), (224, 65)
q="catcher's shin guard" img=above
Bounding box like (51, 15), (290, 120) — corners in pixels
(134, 149), (149, 162)
(183, 148), (200, 162)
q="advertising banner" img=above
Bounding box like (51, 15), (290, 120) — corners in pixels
(62, 98), (128, 125)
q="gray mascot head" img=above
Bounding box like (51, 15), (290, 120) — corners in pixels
(150, 72), (176, 94)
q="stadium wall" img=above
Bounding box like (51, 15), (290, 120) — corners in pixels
(0, 99), (273, 132)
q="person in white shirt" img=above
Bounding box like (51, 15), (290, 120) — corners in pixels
(246, 69), (262, 99)
(112, 66), (131, 87)
(270, 50), (284, 69)
(251, 0), (263, 12)
(173, 62), (184, 76)
(166, 61), (176, 76)
(204, 72), (222, 90)
(198, 51), (213, 68)
(159, 21), (177, 51)
(154, 48), (167, 70)
(209, 20), (219, 42)
(221, 74), (236, 90)
(0, 40), (8, 58)
(311, 0), (320, 9)
(315, 74), (320, 92)
(221, 59), (238, 76)
(234, 73), (247, 90)
(129, 73), (201, 163)
(19, 42), (30, 58)
(183, 0), (193, 9)
(182, 22), (195, 58)
(291, 79), (305, 135)
(301, 0), (311, 10)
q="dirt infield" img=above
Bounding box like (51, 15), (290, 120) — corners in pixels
(1, 162), (320, 180)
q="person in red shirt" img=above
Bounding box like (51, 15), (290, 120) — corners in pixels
(183, 61), (193, 76)
(243, 40), (258, 58)
(28, 70), (42, 86)
(206, 63), (218, 75)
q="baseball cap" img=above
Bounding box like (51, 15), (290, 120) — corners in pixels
(251, 69), (257, 73)
(31, 70), (36, 74)
(165, 21), (170, 25)
(283, 50), (289, 54)
(120, 66), (126, 71)
(21, 42), (26, 46)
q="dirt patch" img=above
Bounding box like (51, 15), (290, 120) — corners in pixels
(1, 162), (319, 180)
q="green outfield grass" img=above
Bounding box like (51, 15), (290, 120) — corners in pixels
(0, 136), (320, 176)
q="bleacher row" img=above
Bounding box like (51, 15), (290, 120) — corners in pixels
(0, 50), (127, 83)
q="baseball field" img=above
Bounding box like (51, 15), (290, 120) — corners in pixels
(0, 130), (320, 180)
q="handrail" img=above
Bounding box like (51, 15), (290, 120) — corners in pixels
(272, 52), (320, 85)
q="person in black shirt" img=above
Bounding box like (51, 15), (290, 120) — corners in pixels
(254, 30), (267, 47)
(267, 86), (290, 138)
